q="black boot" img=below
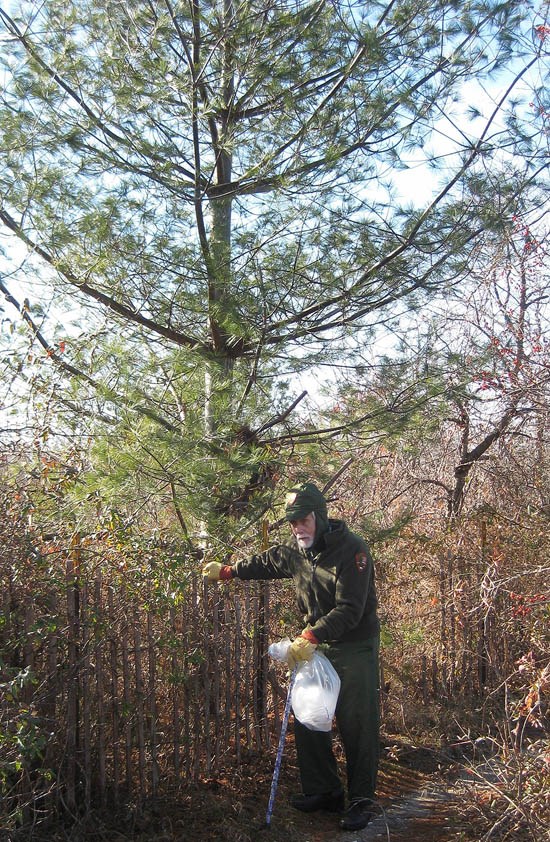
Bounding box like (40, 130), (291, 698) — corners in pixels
(290, 789), (345, 813)
(339, 799), (375, 830)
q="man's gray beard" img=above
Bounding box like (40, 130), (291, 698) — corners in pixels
(296, 537), (314, 548)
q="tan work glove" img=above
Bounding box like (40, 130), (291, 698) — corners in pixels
(287, 635), (317, 670)
(202, 562), (234, 582)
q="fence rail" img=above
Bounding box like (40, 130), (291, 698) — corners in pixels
(1, 564), (285, 825)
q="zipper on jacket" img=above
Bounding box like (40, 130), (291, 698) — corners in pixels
(308, 552), (319, 588)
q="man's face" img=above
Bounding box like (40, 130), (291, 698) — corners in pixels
(289, 512), (316, 549)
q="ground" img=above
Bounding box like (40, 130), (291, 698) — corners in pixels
(31, 735), (500, 842)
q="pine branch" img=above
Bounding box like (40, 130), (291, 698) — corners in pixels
(0, 7), (197, 186)
(0, 208), (216, 355)
(0, 276), (179, 432)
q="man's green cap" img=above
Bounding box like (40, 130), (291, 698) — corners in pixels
(284, 482), (328, 523)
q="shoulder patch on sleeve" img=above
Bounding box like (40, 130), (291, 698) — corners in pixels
(355, 552), (368, 573)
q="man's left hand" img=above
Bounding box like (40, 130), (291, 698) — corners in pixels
(287, 635), (317, 669)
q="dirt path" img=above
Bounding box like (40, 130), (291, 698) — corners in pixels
(361, 748), (467, 842)
(280, 746), (470, 842)
(341, 786), (461, 842)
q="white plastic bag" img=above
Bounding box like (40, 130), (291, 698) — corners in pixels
(268, 638), (341, 732)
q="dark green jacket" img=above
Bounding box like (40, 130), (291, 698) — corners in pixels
(233, 518), (379, 644)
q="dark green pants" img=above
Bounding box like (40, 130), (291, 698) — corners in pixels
(293, 636), (380, 802)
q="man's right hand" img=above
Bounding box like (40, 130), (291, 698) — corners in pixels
(202, 562), (233, 582)
(203, 561), (223, 581)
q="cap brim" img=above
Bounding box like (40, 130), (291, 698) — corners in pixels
(285, 505), (313, 521)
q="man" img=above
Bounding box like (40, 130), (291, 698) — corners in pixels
(203, 481), (380, 832)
